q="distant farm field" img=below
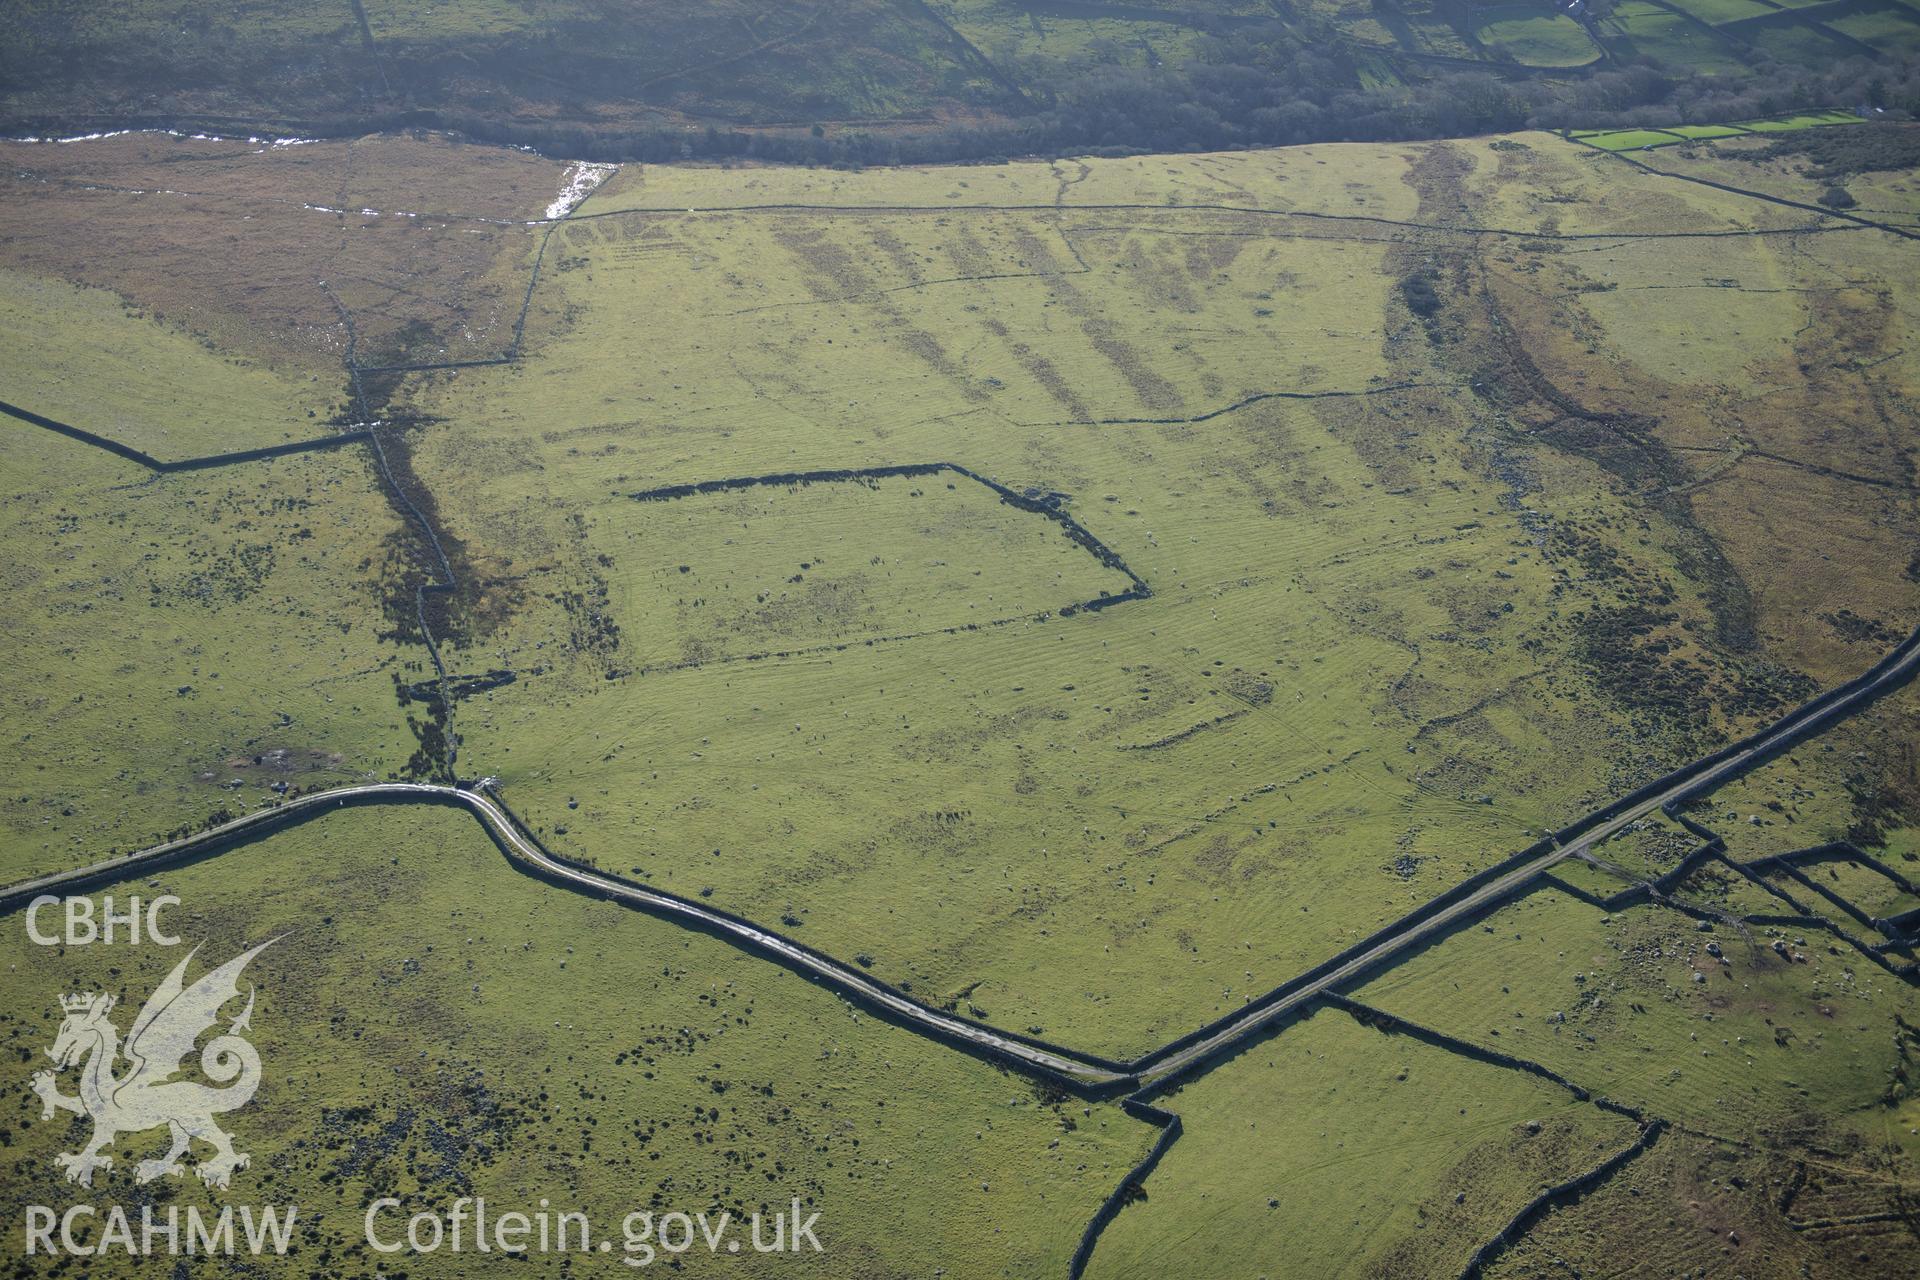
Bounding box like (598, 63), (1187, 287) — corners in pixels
(1599, 3), (1749, 73)
(1668, 0), (1774, 21)
(1574, 110), (1862, 152)
(1474, 9), (1601, 66)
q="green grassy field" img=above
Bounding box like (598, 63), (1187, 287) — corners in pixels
(1690, 690), (1920, 863)
(0, 427), (419, 883)
(1747, 21), (1860, 63)
(1573, 110), (1861, 152)
(1666, 856), (1795, 917)
(395, 161), (1603, 1055)
(1664, 122), (1752, 140)
(1572, 127), (1691, 151)
(1083, 1006), (1641, 1279)
(1599, 3), (1750, 74)
(1738, 108), (1869, 133)
(0, 269), (333, 458)
(1357, 885), (1919, 1137)
(1474, 9), (1603, 67)
(944, 0), (1217, 73)
(1830, 3), (1920, 52)
(1, 804), (1154, 1276)
(362, 137), (1920, 1067)
(610, 471), (1136, 671)
(1580, 811), (1702, 882)
(1785, 849), (1920, 922)
(1667, 0), (1775, 22)
(3, 123), (1919, 1275)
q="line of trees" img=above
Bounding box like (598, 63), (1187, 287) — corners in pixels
(423, 43), (1920, 167)
(8, 13), (1918, 166)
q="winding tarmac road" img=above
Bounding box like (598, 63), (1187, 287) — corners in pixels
(0, 781), (1131, 1089)
(4, 625), (1915, 1095)
(1134, 627), (1920, 1084)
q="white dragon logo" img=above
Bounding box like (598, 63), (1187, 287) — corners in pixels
(31, 940), (276, 1190)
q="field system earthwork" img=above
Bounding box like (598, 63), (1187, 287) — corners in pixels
(3, 114), (1920, 1277)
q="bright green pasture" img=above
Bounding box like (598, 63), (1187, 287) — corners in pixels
(1474, 9), (1601, 66)
(398, 149), (1761, 1058)
(611, 474), (1133, 672)
(0, 427), (417, 882)
(1573, 103), (1863, 153)
(1083, 1006), (1640, 1278)
(1664, 123), (1750, 140)
(1576, 129), (1688, 152)
(0, 804), (1152, 1276)
(1665, 0), (1773, 21)
(1792, 847), (1920, 922)
(1358, 887), (1918, 1135)
(0, 268), (335, 459)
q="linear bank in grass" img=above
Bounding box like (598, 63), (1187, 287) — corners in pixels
(379, 134), (1920, 1062)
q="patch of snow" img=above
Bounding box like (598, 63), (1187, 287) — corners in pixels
(544, 162), (618, 221)
(4, 128), (318, 148)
